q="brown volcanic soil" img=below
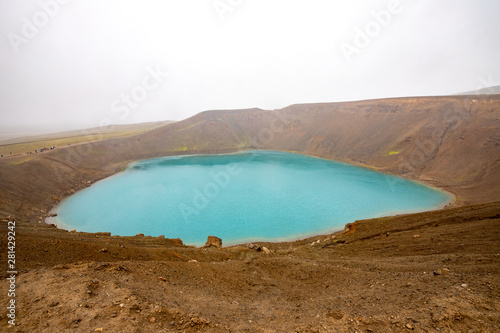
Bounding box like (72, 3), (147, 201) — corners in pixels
(1, 203), (499, 332)
(0, 95), (499, 332)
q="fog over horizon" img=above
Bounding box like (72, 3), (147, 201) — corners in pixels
(1, 0), (499, 136)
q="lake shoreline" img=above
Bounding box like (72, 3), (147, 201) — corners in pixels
(47, 149), (454, 247)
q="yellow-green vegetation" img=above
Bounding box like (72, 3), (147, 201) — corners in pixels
(0, 121), (173, 157)
(175, 120), (203, 132)
(455, 170), (480, 182)
(234, 142), (250, 149)
(171, 145), (204, 152)
(6, 155), (35, 166)
(386, 151), (400, 156)
(0, 131), (144, 156)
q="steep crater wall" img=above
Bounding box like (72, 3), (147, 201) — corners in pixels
(1, 95), (499, 219)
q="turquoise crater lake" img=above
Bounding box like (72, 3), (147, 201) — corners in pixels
(53, 150), (452, 246)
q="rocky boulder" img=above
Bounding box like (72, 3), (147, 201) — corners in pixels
(247, 243), (261, 251)
(204, 236), (222, 248)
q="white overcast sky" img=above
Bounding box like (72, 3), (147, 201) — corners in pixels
(1, 0), (499, 135)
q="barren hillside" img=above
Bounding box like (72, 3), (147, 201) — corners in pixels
(0, 95), (499, 332)
(1, 95), (499, 219)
